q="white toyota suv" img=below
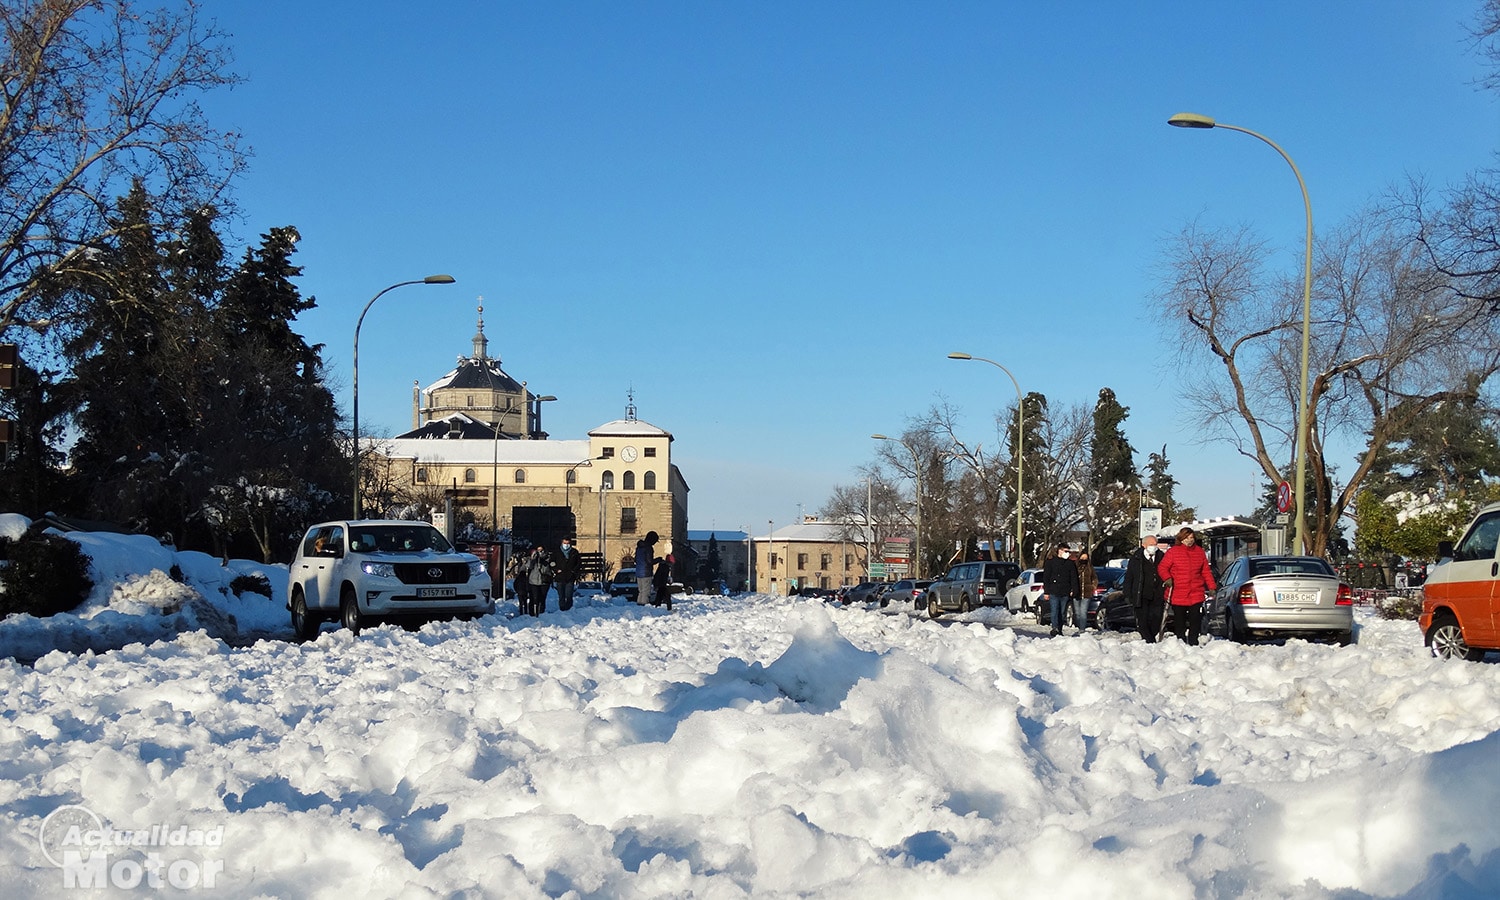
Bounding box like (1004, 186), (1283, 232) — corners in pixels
(287, 520), (493, 639)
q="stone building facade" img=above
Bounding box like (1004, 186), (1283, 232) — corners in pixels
(363, 307), (688, 573)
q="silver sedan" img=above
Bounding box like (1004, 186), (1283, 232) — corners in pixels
(1208, 555), (1355, 645)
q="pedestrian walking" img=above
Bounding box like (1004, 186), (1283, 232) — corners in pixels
(652, 553), (674, 611)
(554, 535), (581, 611)
(524, 544), (554, 616)
(510, 546), (531, 615)
(634, 531), (658, 605)
(1075, 549), (1097, 630)
(1124, 535), (1168, 642)
(1156, 526), (1216, 645)
(1042, 543), (1082, 636)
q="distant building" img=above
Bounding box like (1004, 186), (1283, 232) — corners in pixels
(683, 530), (750, 591)
(364, 305), (688, 572)
(755, 518), (874, 596)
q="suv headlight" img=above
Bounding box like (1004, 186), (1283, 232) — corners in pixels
(468, 560), (487, 578)
(361, 561), (396, 578)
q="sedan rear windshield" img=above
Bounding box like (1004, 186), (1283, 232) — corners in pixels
(1249, 558), (1334, 577)
(349, 525), (453, 554)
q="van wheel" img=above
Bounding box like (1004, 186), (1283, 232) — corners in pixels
(928, 596), (941, 618)
(1428, 613), (1482, 661)
(341, 586), (363, 636)
(290, 589), (318, 643)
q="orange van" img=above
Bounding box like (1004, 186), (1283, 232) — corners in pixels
(1421, 501), (1500, 660)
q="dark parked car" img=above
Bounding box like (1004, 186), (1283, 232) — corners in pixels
(796, 585), (835, 600)
(1207, 555), (1354, 645)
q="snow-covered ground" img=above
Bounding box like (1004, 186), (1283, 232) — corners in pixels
(2, 516), (1499, 898)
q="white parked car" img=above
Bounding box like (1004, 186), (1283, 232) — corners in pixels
(287, 520), (494, 639)
(1005, 568), (1044, 614)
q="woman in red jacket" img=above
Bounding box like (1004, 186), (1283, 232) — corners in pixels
(1156, 526), (1216, 645)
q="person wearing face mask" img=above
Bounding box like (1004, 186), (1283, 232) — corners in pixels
(1124, 534), (1168, 642)
(554, 535), (581, 612)
(1042, 542), (1082, 636)
(1156, 526), (1216, 645)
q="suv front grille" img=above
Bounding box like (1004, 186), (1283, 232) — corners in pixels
(393, 562), (470, 584)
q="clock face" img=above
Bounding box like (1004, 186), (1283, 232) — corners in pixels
(621, 446), (638, 462)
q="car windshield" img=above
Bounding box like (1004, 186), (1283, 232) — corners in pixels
(1095, 567), (1126, 587)
(349, 525), (452, 554)
(1249, 558), (1334, 577)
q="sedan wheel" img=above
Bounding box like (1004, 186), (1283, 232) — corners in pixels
(1428, 615), (1483, 661)
(341, 586), (363, 636)
(928, 596), (941, 618)
(1226, 610), (1247, 644)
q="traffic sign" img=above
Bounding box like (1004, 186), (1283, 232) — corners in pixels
(1276, 480), (1293, 513)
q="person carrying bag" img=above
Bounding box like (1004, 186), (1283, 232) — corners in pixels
(1155, 527), (1215, 646)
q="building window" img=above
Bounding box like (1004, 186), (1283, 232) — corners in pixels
(620, 507), (637, 534)
(645, 447), (657, 458)
(844, 554), (852, 569)
(466, 395), (474, 407)
(566, 470), (577, 484)
(797, 553), (808, 571)
(623, 471), (635, 491)
(820, 553), (831, 571)
(602, 471), (614, 490)
(416, 468), (428, 483)
(514, 468), (526, 484)
(601, 447), (615, 459)
(464, 468), (476, 483)
(643, 471), (656, 490)
(770, 553), (778, 570)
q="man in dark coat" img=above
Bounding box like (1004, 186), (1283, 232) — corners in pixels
(1124, 535), (1168, 642)
(554, 535), (581, 612)
(1042, 543), (1082, 636)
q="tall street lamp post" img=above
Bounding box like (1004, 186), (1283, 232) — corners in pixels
(1168, 111), (1314, 553)
(872, 433), (922, 579)
(565, 456), (602, 516)
(352, 274), (457, 519)
(948, 352), (1025, 565)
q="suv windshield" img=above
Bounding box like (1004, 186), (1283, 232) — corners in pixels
(349, 524), (453, 554)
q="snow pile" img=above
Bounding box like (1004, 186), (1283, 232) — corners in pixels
(0, 517), (287, 661)
(1, 525), (1499, 896)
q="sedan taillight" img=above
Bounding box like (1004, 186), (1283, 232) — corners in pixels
(1239, 584), (1258, 605)
(1336, 584), (1353, 606)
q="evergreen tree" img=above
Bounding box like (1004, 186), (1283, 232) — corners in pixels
(63, 181), (199, 533)
(705, 534), (723, 583)
(213, 227), (344, 560)
(1365, 386), (1500, 503)
(1086, 388), (1140, 557)
(1145, 446), (1193, 524)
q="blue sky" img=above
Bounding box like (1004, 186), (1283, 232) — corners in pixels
(201, 1), (1497, 533)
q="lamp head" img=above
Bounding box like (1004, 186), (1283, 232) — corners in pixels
(423, 274), (457, 284)
(871, 433), (890, 441)
(947, 352), (973, 360)
(1167, 112), (1216, 129)
(535, 395), (558, 402)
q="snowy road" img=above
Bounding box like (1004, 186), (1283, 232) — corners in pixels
(3, 593), (1500, 898)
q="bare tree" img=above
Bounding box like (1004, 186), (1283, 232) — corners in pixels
(0, 0), (244, 342)
(1156, 214), (1500, 555)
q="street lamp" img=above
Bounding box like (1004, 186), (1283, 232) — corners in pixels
(872, 433), (922, 579)
(566, 455), (602, 515)
(948, 352), (1025, 565)
(529, 393), (557, 439)
(1168, 111), (1314, 553)
(352, 274), (456, 519)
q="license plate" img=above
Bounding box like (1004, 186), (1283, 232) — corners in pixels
(1274, 590), (1317, 604)
(417, 587), (456, 599)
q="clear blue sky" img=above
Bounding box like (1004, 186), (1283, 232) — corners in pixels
(201, 1), (1497, 533)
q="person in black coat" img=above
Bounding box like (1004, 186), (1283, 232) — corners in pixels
(652, 553), (674, 611)
(1124, 534), (1168, 642)
(1042, 543), (1082, 636)
(554, 535), (581, 612)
